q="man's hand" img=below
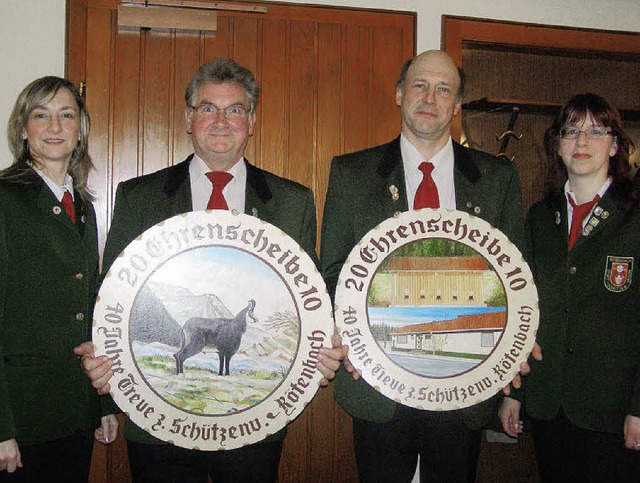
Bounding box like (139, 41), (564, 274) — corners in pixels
(624, 415), (640, 450)
(0, 439), (22, 473)
(503, 342), (542, 396)
(499, 397), (523, 438)
(343, 354), (361, 381)
(95, 414), (119, 445)
(74, 342), (114, 395)
(318, 334), (349, 386)
(317, 333), (361, 386)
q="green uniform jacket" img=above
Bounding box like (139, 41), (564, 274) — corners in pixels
(101, 156), (318, 444)
(523, 192), (640, 433)
(0, 166), (101, 446)
(320, 137), (525, 429)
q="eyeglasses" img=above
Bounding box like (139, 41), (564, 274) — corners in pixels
(559, 126), (614, 140)
(189, 103), (250, 120)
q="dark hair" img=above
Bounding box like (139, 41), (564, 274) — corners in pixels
(544, 93), (637, 209)
(185, 58), (260, 112)
(395, 56), (465, 100)
(4, 76), (94, 202)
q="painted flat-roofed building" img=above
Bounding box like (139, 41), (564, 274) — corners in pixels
(390, 310), (506, 356)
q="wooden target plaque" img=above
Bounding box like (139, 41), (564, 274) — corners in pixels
(334, 209), (539, 410)
(93, 211), (332, 450)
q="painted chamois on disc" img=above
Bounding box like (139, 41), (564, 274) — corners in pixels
(174, 299), (257, 376)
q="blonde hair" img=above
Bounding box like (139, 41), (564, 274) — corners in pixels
(5, 76), (94, 201)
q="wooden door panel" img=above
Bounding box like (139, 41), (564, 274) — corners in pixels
(316, 22), (343, 202)
(173, 34), (202, 162)
(372, 27), (407, 144)
(260, 18), (289, 177)
(142, 32), (173, 173)
(111, 32), (142, 181)
(344, 25), (373, 155)
(84, 5), (116, 252)
(69, 2), (415, 481)
(288, 21), (316, 186)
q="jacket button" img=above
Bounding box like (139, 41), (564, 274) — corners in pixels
(569, 266), (577, 274)
(75, 272), (84, 281)
(75, 313), (85, 321)
(566, 347), (574, 354)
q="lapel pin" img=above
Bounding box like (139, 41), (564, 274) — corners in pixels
(251, 207), (258, 217)
(389, 185), (399, 203)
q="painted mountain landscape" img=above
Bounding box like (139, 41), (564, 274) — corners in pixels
(126, 246), (300, 416)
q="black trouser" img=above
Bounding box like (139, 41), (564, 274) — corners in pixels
(532, 409), (640, 483)
(0, 430), (94, 483)
(127, 438), (283, 483)
(353, 405), (481, 483)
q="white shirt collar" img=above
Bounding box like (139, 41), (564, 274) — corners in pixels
(189, 154), (247, 212)
(564, 177), (612, 206)
(564, 177), (611, 233)
(400, 134), (456, 209)
(30, 164), (74, 202)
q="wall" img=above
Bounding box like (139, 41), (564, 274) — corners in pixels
(287, 0), (640, 52)
(1, 1), (65, 167)
(1, 0), (639, 167)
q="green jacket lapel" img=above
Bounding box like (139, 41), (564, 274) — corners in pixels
(244, 160), (272, 220)
(162, 156), (193, 214)
(453, 141), (482, 215)
(374, 136), (409, 216)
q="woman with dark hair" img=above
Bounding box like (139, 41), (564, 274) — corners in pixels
(500, 93), (640, 481)
(0, 76), (117, 481)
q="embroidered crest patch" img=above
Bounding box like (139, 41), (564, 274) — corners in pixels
(604, 256), (633, 292)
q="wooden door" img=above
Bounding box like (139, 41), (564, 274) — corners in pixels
(442, 16), (640, 215)
(66, 1), (415, 481)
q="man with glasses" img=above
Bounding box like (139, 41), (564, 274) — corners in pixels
(321, 50), (530, 482)
(76, 58), (343, 482)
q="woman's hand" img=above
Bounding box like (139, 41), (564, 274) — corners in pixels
(499, 397), (523, 438)
(623, 414), (640, 450)
(0, 439), (22, 473)
(95, 414), (119, 445)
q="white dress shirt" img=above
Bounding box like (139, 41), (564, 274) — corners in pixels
(189, 154), (247, 213)
(32, 165), (75, 202)
(400, 134), (456, 210)
(564, 177), (611, 234)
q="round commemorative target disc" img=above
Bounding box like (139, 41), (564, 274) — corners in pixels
(334, 209), (539, 411)
(93, 210), (332, 450)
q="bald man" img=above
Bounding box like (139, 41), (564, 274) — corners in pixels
(320, 50), (526, 482)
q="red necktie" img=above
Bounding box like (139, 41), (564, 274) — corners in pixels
(206, 171), (233, 210)
(413, 162), (440, 209)
(567, 194), (600, 250)
(61, 190), (75, 223)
